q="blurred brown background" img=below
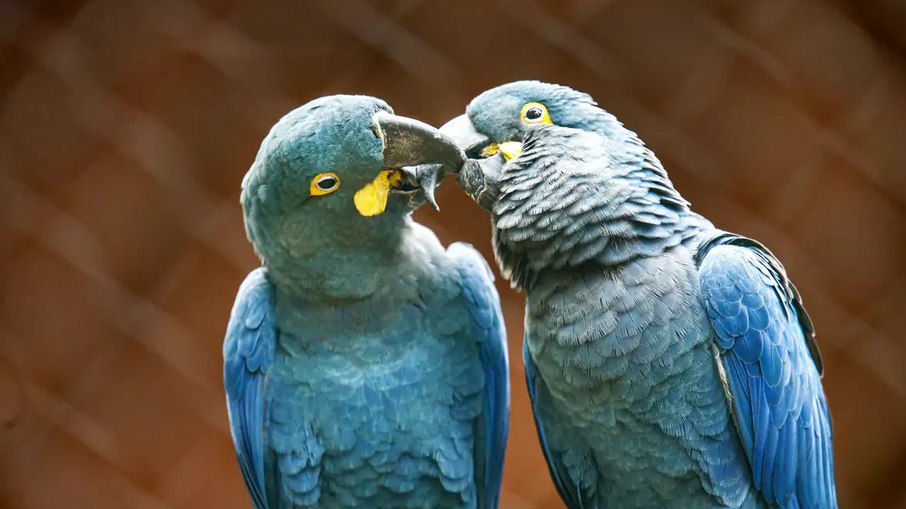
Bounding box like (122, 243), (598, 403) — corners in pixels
(1, 0), (904, 507)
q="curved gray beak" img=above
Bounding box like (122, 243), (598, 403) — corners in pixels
(439, 114), (490, 155)
(373, 111), (465, 170)
(372, 111), (466, 212)
(439, 114), (504, 212)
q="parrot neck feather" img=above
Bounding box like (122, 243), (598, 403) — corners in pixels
(492, 125), (712, 290)
(255, 215), (418, 301)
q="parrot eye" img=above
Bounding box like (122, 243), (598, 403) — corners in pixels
(520, 102), (551, 125)
(310, 172), (340, 196)
(524, 107), (543, 121)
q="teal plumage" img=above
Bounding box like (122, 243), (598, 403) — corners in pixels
(442, 81), (835, 508)
(224, 95), (509, 509)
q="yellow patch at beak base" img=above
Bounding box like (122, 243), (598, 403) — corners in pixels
(481, 141), (523, 161)
(354, 170), (401, 216)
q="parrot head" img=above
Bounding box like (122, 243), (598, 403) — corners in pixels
(438, 81), (653, 212)
(241, 95), (464, 295)
(440, 81), (690, 289)
(440, 80), (622, 161)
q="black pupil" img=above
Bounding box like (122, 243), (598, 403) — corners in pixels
(318, 177), (337, 189)
(526, 107), (543, 120)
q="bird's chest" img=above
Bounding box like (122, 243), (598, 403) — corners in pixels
(267, 328), (476, 440)
(525, 249), (716, 425)
(525, 250), (752, 506)
(264, 301), (482, 507)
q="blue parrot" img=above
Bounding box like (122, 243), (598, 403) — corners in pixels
(223, 95), (509, 509)
(440, 81), (836, 508)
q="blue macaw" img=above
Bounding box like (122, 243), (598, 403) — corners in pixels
(223, 95), (509, 508)
(441, 81), (836, 508)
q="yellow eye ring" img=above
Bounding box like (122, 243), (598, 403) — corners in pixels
(310, 172), (340, 196)
(520, 102), (551, 125)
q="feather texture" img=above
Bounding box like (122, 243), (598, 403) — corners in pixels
(223, 268), (278, 509)
(224, 231), (509, 509)
(448, 243), (510, 509)
(229, 95), (510, 508)
(698, 234), (835, 508)
(457, 80), (836, 508)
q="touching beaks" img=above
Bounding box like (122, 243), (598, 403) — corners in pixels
(439, 114), (522, 161)
(439, 114), (490, 157)
(357, 112), (464, 216)
(373, 111), (465, 170)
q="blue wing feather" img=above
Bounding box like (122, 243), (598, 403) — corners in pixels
(448, 242), (510, 509)
(697, 234), (836, 509)
(224, 268), (277, 509)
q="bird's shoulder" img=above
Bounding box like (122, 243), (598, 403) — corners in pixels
(694, 230), (835, 508)
(693, 230), (820, 373)
(223, 267), (279, 509)
(402, 222), (495, 311)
